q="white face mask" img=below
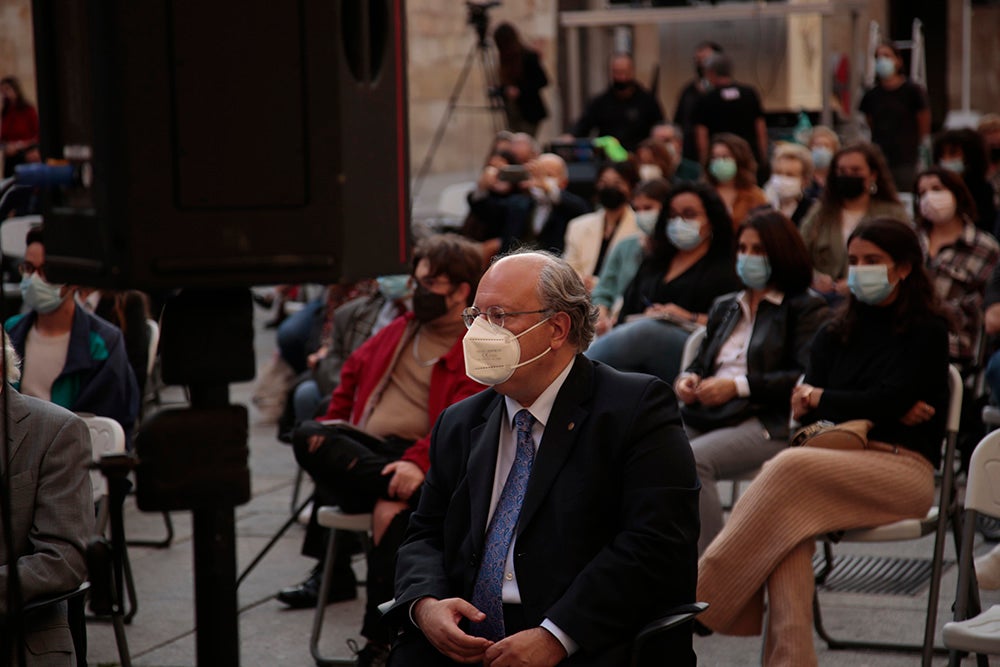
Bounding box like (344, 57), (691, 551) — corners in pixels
(767, 174), (803, 200)
(462, 315), (552, 386)
(638, 164), (663, 182)
(919, 190), (957, 224)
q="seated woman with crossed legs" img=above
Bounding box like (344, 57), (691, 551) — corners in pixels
(696, 217), (949, 666)
(675, 210), (829, 554)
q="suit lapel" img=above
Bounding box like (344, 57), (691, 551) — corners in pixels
(468, 393), (505, 554)
(4, 390), (30, 465)
(517, 356), (593, 537)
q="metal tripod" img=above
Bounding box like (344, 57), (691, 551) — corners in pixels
(411, 25), (507, 200)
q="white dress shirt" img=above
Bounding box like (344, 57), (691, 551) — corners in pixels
(711, 290), (784, 397)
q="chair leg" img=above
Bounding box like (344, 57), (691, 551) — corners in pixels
(309, 529), (356, 666)
(126, 512), (174, 549)
(291, 467), (305, 516)
(121, 541), (139, 624)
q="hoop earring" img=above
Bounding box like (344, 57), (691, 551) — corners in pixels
(869, 182), (878, 195)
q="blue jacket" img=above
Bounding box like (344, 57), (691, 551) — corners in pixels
(5, 306), (139, 437)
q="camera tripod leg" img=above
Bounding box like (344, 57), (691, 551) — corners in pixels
(412, 38), (507, 200)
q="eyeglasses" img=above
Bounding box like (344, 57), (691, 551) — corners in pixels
(18, 262), (46, 280)
(462, 305), (552, 329)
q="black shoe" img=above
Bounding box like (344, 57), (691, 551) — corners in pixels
(349, 640), (389, 667)
(276, 567), (357, 608)
(692, 619), (714, 637)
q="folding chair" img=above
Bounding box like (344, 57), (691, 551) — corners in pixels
(812, 364), (964, 666)
(82, 415), (138, 624)
(942, 427), (1000, 667)
(310, 506), (373, 666)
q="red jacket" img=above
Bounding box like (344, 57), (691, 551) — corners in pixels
(0, 104), (39, 144)
(322, 312), (484, 472)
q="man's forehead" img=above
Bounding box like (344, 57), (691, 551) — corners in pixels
(477, 258), (541, 306)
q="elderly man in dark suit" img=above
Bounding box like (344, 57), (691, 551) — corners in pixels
(0, 338), (94, 666)
(388, 250), (699, 666)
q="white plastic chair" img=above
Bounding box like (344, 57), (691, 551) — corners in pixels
(437, 181), (474, 223)
(80, 415), (139, 627)
(310, 506), (373, 666)
(942, 428), (1000, 666)
(812, 364), (964, 665)
(0, 214), (41, 261)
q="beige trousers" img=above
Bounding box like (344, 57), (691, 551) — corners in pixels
(696, 446), (935, 666)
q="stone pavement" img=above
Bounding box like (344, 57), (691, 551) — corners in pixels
(83, 172), (1000, 666)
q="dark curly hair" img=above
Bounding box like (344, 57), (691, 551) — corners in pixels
(646, 181), (734, 269)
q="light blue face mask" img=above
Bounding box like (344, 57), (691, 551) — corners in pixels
(847, 265), (897, 305)
(20, 273), (68, 314)
(939, 159), (966, 175)
(709, 157), (737, 183)
(875, 56), (897, 79)
(666, 217), (703, 250)
(376, 274), (411, 301)
(736, 253), (772, 290)
(634, 209), (659, 236)
(811, 146), (833, 171)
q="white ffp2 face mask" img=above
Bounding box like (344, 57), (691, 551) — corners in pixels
(462, 315), (551, 386)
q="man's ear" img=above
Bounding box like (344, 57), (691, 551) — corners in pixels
(548, 311), (572, 350)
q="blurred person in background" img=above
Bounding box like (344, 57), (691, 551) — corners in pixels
(799, 143), (908, 302)
(651, 123), (703, 183)
(0, 76), (39, 178)
(566, 53), (664, 152)
(674, 41), (724, 163)
(932, 128), (998, 236)
(805, 126), (841, 200)
(492, 23), (549, 137)
(764, 143), (817, 226)
(859, 42), (930, 192)
(705, 133), (767, 229)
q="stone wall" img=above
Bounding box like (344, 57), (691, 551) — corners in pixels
(407, 0), (558, 175)
(0, 0), (36, 176)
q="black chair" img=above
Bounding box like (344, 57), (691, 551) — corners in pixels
(22, 582), (91, 667)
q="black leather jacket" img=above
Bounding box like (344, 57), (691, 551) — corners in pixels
(682, 289), (829, 439)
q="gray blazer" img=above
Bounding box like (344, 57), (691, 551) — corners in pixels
(1, 389), (93, 666)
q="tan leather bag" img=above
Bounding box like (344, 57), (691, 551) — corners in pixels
(790, 419), (873, 450)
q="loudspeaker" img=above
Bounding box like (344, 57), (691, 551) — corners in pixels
(31, 0), (410, 289)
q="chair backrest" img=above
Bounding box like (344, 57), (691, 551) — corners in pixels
(437, 182), (474, 220)
(679, 326), (706, 374)
(0, 215), (42, 261)
(82, 415), (126, 499)
(946, 364), (963, 438)
(145, 318), (160, 378)
(964, 428), (1000, 518)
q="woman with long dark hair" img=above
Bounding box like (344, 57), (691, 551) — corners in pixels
(586, 181), (740, 383)
(0, 76), (39, 178)
(492, 22), (549, 137)
(799, 142), (908, 300)
(677, 210), (828, 554)
(697, 217), (949, 665)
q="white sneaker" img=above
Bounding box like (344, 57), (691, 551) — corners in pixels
(975, 546), (1000, 590)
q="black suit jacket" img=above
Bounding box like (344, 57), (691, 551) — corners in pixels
(390, 356), (699, 665)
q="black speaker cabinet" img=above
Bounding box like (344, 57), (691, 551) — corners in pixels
(31, 0), (410, 289)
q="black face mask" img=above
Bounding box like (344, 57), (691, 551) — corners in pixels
(831, 174), (867, 200)
(991, 146), (1000, 165)
(411, 285), (450, 323)
(597, 186), (627, 210)
(611, 79), (633, 92)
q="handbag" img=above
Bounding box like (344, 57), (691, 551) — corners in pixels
(680, 398), (755, 431)
(790, 419), (873, 450)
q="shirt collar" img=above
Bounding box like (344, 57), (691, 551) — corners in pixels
(504, 356), (576, 430)
(736, 289), (784, 314)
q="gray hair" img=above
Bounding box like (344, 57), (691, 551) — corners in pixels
(495, 250), (598, 351)
(3, 333), (21, 384)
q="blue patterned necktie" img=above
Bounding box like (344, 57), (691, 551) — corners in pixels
(470, 408), (536, 641)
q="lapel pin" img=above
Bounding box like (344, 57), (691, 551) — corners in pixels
(567, 422), (575, 431)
